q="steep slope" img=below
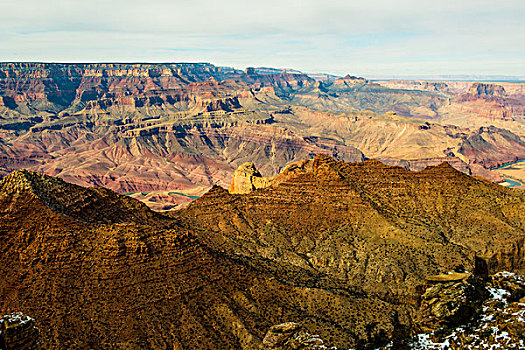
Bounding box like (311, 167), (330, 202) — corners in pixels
(455, 126), (525, 185)
(176, 155), (525, 301)
(457, 126), (525, 168)
(0, 169), (411, 350)
(0, 169), (156, 224)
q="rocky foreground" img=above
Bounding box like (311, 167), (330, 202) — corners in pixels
(1, 155), (525, 349)
(258, 271), (525, 349)
(3, 269), (525, 350)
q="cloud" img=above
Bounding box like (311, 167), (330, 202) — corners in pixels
(0, 0), (524, 76)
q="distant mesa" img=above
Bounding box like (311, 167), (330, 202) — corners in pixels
(467, 82), (507, 97)
(244, 67), (304, 76)
(333, 74), (368, 86)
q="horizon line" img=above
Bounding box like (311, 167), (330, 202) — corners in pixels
(1, 61), (524, 82)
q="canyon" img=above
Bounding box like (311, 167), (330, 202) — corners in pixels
(1, 64), (524, 348)
(1, 156), (525, 349)
(1, 63), (524, 210)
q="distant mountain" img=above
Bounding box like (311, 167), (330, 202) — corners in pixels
(305, 72), (341, 83)
(245, 67), (303, 75)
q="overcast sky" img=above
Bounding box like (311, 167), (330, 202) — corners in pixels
(1, 0), (524, 77)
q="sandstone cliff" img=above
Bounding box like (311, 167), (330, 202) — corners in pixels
(229, 159), (313, 194)
(229, 162), (271, 194)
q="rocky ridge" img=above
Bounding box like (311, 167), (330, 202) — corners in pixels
(262, 271), (525, 350)
(262, 323), (326, 350)
(404, 271), (525, 349)
(182, 156), (525, 286)
(1, 156), (525, 348)
(0, 169), (156, 224)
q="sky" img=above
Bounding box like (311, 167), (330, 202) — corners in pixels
(1, 0), (524, 77)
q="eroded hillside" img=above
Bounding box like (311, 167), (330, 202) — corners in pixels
(1, 156), (524, 349)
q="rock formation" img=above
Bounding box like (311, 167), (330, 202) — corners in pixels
(229, 159), (313, 194)
(458, 126), (525, 168)
(408, 272), (525, 349)
(262, 323), (325, 350)
(416, 274), (489, 332)
(467, 82), (507, 97)
(0, 312), (41, 350)
(1, 62), (524, 210)
(1, 156), (525, 349)
(229, 162), (272, 194)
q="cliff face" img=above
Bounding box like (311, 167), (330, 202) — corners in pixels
(1, 63), (525, 211)
(0, 62), (220, 107)
(0, 63), (316, 110)
(228, 159), (313, 194)
(229, 162), (271, 194)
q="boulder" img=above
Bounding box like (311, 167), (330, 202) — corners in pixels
(0, 312), (41, 350)
(262, 323), (325, 350)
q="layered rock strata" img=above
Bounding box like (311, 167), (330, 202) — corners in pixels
(2, 63), (524, 210)
(1, 155), (525, 349)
